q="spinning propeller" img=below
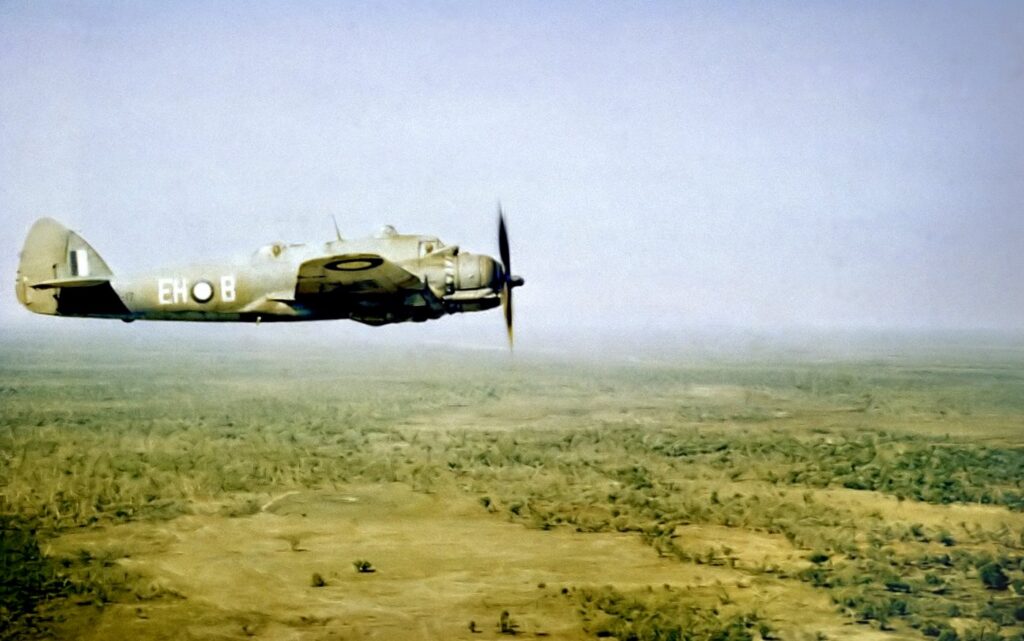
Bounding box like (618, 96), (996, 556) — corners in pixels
(497, 206), (524, 348)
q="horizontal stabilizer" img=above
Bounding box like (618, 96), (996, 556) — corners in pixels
(31, 277), (111, 290)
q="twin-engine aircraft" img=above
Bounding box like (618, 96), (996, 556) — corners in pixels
(16, 211), (525, 343)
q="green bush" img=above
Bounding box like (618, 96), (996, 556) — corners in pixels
(978, 562), (1009, 591)
(0, 517), (61, 637)
(353, 560), (375, 573)
(937, 629), (960, 641)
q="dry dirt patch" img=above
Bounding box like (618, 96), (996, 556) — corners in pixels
(672, 523), (808, 572)
(46, 483), (907, 641)
(49, 484), (755, 640)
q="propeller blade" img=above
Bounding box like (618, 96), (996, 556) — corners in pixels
(498, 206), (511, 278)
(498, 206), (513, 348)
(502, 281), (513, 347)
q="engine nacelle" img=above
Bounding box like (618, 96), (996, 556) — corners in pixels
(454, 253), (500, 291)
(425, 252), (501, 295)
(418, 252), (501, 312)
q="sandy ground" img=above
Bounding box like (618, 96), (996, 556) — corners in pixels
(45, 483), (905, 641)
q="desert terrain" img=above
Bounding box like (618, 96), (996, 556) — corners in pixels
(2, 331), (1022, 640)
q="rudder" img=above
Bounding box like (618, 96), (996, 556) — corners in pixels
(16, 218), (115, 316)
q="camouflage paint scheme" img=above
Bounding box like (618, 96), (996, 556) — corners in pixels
(16, 218), (523, 329)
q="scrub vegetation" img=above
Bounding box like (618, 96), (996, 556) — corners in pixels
(1, 333), (1022, 640)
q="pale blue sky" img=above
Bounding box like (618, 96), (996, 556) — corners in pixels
(2, 1), (1022, 348)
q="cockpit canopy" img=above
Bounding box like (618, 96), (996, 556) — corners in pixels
(417, 236), (445, 256)
(369, 226), (447, 257)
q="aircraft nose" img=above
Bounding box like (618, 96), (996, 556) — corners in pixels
(489, 257), (505, 290)
(454, 254), (500, 290)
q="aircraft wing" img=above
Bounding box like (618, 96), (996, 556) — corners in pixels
(295, 253), (423, 298)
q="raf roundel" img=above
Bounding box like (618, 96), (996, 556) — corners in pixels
(325, 256), (385, 272)
(191, 280), (215, 303)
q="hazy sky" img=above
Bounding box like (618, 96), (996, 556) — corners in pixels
(2, 1), (1022, 347)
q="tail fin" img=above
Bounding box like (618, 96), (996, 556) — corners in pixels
(16, 218), (115, 315)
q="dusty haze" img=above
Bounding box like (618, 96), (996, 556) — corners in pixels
(2, 1), (1023, 352)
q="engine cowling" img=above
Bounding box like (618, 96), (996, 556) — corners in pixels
(434, 253), (503, 312)
(457, 253), (500, 291)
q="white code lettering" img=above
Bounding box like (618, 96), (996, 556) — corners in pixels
(221, 275), (236, 302)
(157, 278), (173, 305)
(172, 278), (187, 304)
